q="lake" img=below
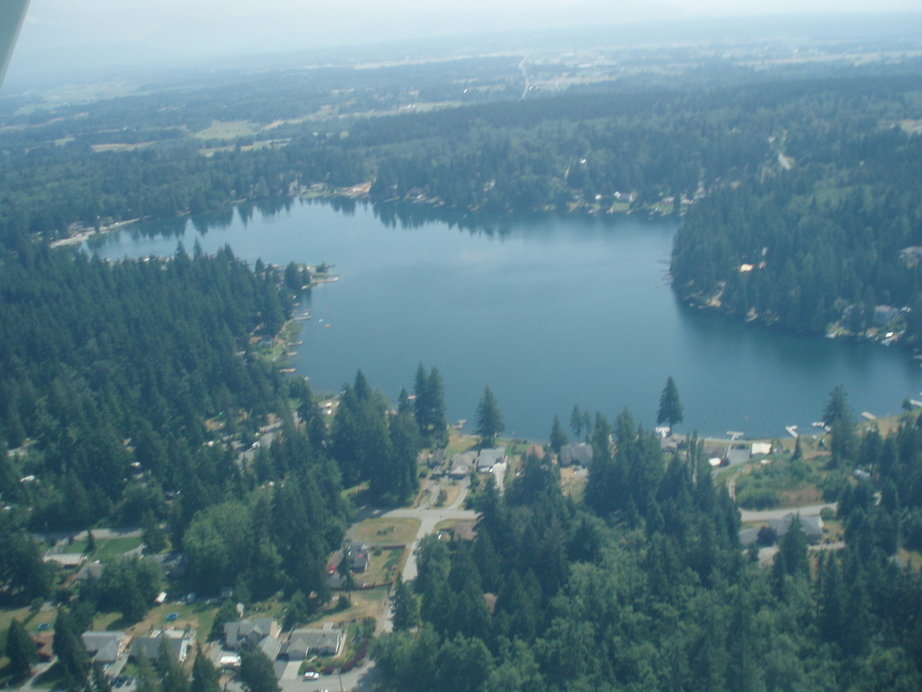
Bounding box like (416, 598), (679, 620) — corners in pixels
(87, 199), (922, 441)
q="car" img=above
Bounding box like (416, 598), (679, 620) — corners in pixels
(303, 671), (320, 680)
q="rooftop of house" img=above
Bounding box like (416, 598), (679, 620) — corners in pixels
(560, 443), (593, 466)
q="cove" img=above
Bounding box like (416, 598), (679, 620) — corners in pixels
(86, 199), (922, 441)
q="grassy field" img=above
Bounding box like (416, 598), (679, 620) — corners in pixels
(352, 517), (420, 546)
(193, 120), (258, 140)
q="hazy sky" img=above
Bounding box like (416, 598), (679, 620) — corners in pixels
(7, 0), (922, 84)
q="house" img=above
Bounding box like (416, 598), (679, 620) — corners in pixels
(42, 553), (85, 569)
(738, 528), (759, 546)
(82, 631), (129, 665)
(751, 442), (772, 456)
(452, 521), (477, 542)
(477, 447), (506, 472)
(768, 513), (824, 543)
(284, 624), (344, 659)
(449, 451), (476, 479)
(73, 561), (105, 584)
(224, 618), (281, 651)
(560, 443), (593, 467)
(343, 542), (369, 572)
(429, 448), (446, 468)
(130, 629), (192, 663)
(727, 444), (751, 466)
(874, 305), (900, 327)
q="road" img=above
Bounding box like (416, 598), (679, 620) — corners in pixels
(740, 502), (836, 522)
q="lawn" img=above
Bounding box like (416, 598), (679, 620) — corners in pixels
(94, 536), (142, 562)
(128, 600), (220, 639)
(352, 517), (420, 546)
(359, 547), (404, 586)
(325, 588), (389, 627)
(434, 483), (463, 508)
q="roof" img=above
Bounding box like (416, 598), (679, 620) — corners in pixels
(225, 618), (279, 649)
(452, 521), (477, 542)
(130, 630), (189, 663)
(258, 634), (283, 662)
(287, 626), (344, 658)
(82, 631), (127, 663)
(344, 543), (369, 572)
(738, 528), (758, 546)
(74, 561), (105, 582)
(751, 442), (772, 456)
(769, 513), (823, 540)
(43, 553), (85, 568)
(477, 447), (506, 471)
(560, 443), (593, 466)
(450, 451), (476, 476)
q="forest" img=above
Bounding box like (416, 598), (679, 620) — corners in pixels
(375, 405), (922, 691)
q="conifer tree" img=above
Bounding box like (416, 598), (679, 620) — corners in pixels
(656, 376), (683, 432)
(549, 415), (568, 456)
(5, 618), (36, 680)
(191, 648), (221, 692)
(476, 386), (504, 446)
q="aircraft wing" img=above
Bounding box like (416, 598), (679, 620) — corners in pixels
(0, 0), (31, 87)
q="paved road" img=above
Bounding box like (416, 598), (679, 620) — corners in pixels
(740, 502), (836, 522)
(385, 506), (476, 582)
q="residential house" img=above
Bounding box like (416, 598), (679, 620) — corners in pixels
(130, 629), (192, 663)
(768, 513), (824, 543)
(477, 447), (506, 472)
(449, 451), (476, 479)
(751, 442), (772, 456)
(560, 443), (593, 467)
(284, 624), (345, 660)
(224, 618), (281, 651)
(82, 631), (129, 665)
(73, 561), (105, 584)
(727, 444), (751, 466)
(343, 542), (369, 572)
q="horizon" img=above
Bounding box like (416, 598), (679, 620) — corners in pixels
(5, 2), (922, 91)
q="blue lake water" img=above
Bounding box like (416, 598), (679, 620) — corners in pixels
(87, 199), (922, 441)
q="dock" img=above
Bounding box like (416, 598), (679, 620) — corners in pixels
(860, 411), (877, 421)
(785, 425), (799, 438)
(726, 431), (744, 441)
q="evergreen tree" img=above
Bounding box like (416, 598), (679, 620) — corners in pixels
(5, 618), (36, 680)
(141, 510), (167, 554)
(393, 576), (419, 632)
(191, 648), (221, 692)
(476, 387), (504, 446)
(53, 610), (88, 684)
(570, 405), (584, 440)
(156, 637), (190, 692)
(656, 376), (684, 431)
(210, 599), (238, 641)
(239, 644), (281, 692)
(134, 654), (161, 692)
(414, 365), (448, 446)
(549, 415), (568, 456)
